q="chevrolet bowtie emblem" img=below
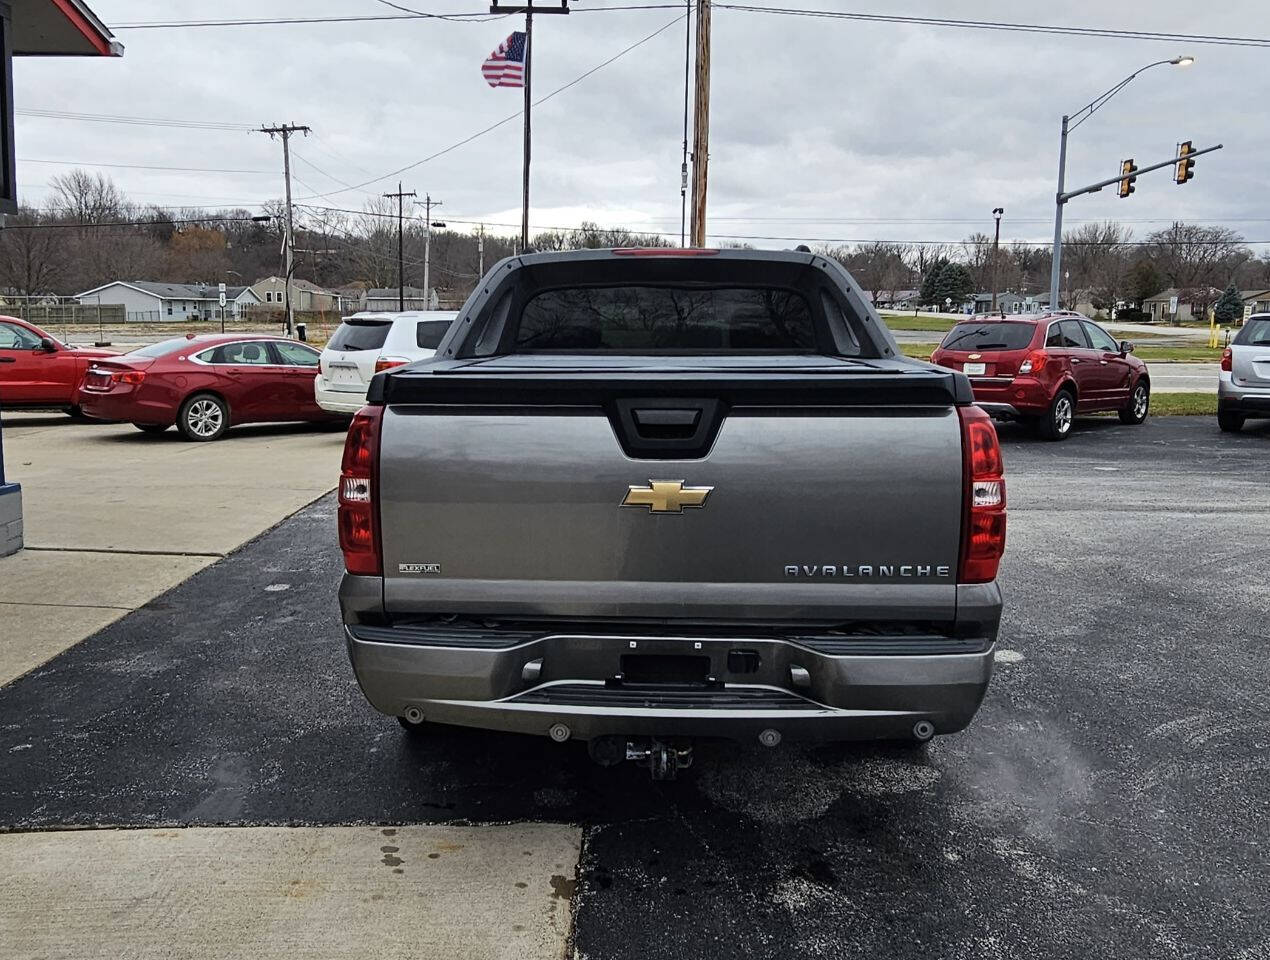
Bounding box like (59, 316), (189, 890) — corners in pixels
(968, 353), (982, 360)
(622, 480), (713, 514)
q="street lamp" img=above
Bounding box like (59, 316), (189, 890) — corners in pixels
(1048, 55), (1194, 313)
(991, 207), (1004, 313)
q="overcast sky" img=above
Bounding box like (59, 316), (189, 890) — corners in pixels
(13, 0), (1270, 249)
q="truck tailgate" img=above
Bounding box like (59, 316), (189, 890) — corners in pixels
(377, 359), (966, 622)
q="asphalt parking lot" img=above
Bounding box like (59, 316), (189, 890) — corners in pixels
(1, 415), (1267, 959)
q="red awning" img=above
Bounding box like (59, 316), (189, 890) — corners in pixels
(11, 0), (121, 57)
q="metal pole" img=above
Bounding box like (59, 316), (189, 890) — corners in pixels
(1048, 114), (1069, 314)
(680, 0), (692, 247)
(991, 208), (1002, 313)
(690, 0), (711, 247)
(398, 184), (404, 310)
(521, 11), (533, 250)
(423, 195), (432, 310)
(478, 225), (485, 277)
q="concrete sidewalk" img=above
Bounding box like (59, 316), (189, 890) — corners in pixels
(0, 413), (344, 684)
(0, 825), (580, 960)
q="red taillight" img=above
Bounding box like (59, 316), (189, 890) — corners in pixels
(958, 405), (1007, 584)
(1018, 350), (1047, 375)
(1221, 348), (1232, 372)
(339, 406), (383, 576)
(111, 370), (145, 385)
(375, 356), (409, 373)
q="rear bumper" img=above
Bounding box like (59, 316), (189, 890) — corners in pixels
(315, 379), (368, 414)
(341, 617), (998, 743)
(79, 391), (170, 424)
(1218, 375), (1270, 416)
(968, 376), (1048, 416)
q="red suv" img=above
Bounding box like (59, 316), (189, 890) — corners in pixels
(930, 313), (1150, 440)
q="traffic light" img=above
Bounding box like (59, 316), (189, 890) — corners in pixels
(1175, 141), (1196, 184)
(1118, 159), (1138, 198)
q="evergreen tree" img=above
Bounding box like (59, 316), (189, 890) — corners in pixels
(919, 257), (950, 307)
(1214, 281), (1243, 325)
(935, 262), (975, 309)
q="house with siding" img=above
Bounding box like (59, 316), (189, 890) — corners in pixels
(364, 286), (437, 312)
(251, 276), (337, 311)
(75, 281), (262, 321)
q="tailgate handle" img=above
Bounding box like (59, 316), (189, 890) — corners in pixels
(633, 408), (700, 428)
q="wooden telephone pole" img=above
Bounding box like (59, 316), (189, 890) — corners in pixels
(689, 0), (711, 247)
(382, 183), (416, 311)
(260, 123), (310, 335)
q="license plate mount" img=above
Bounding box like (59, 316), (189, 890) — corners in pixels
(963, 362), (986, 375)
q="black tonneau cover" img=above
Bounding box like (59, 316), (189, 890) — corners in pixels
(371, 354), (972, 408)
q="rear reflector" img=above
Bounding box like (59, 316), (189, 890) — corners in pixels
(338, 405), (384, 576)
(958, 405), (1006, 584)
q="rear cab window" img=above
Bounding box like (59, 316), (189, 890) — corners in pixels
(328, 320), (391, 352)
(515, 286), (817, 352)
(1234, 317), (1270, 345)
(940, 322), (1036, 352)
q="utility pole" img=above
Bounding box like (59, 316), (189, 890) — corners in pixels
(418, 194), (443, 311)
(260, 123), (311, 335)
(478, 224), (486, 278)
(383, 183), (416, 311)
(991, 207), (1003, 313)
(689, 0), (712, 247)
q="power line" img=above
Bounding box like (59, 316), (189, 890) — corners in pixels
(18, 157), (274, 175)
(714, 4), (1270, 48)
(15, 108), (252, 130)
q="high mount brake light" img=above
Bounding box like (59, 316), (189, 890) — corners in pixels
(958, 405), (1006, 584)
(1018, 350), (1047, 375)
(612, 247), (720, 257)
(338, 405), (384, 576)
(1220, 348), (1232, 372)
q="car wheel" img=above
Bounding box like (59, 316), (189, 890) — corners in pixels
(177, 393), (228, 442)
(1119, 381), (1150, 424)
(1038, 388), (1075, 441)
(134, 423), (169, 435)
(1218, 410), (1245, 433)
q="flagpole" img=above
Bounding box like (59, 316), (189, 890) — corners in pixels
(522, 9), (532, 251)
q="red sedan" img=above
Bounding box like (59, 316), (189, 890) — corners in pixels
(80, 334), (341, 441)
(0, 315), (118, 415)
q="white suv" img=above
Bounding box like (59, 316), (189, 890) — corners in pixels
(315, 311), (458, 414)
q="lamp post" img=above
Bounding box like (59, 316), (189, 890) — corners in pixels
(991, 207), (1004, 313)
(1049, 55), (1194, 314)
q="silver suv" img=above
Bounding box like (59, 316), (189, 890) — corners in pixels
(1219, 314), (1270, 432)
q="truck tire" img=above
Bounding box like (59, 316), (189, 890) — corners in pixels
(1118, 380), (1150, 424)
(178, 393), (228, 442)
(1218, 410), (1245, 433)
(1038, 388), (1075, 441)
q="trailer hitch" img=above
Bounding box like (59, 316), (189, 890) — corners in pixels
(588, 737), (693, 780)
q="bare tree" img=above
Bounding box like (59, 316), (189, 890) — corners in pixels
(0, 208), (68, 297)
(959, 232), (993, 293)
(1063, 221), (1133, 310)
(1147, 222), (1248, 297)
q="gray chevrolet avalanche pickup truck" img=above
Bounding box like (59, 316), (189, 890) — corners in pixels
(338, 247), (1006, 778)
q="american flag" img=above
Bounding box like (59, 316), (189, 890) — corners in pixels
(481, 31), (527, 88)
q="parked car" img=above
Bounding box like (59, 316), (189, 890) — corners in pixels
(930, 312), (1150, 440)
(79, 334), (339, 441)
(0, 315), (117, 415)
(315, 311), (459, 414)
(338, 248), (1005, 779)
(1218, 313), (1270, 432)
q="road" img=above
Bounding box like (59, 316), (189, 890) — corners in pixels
(1, 417), (1267, 958)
